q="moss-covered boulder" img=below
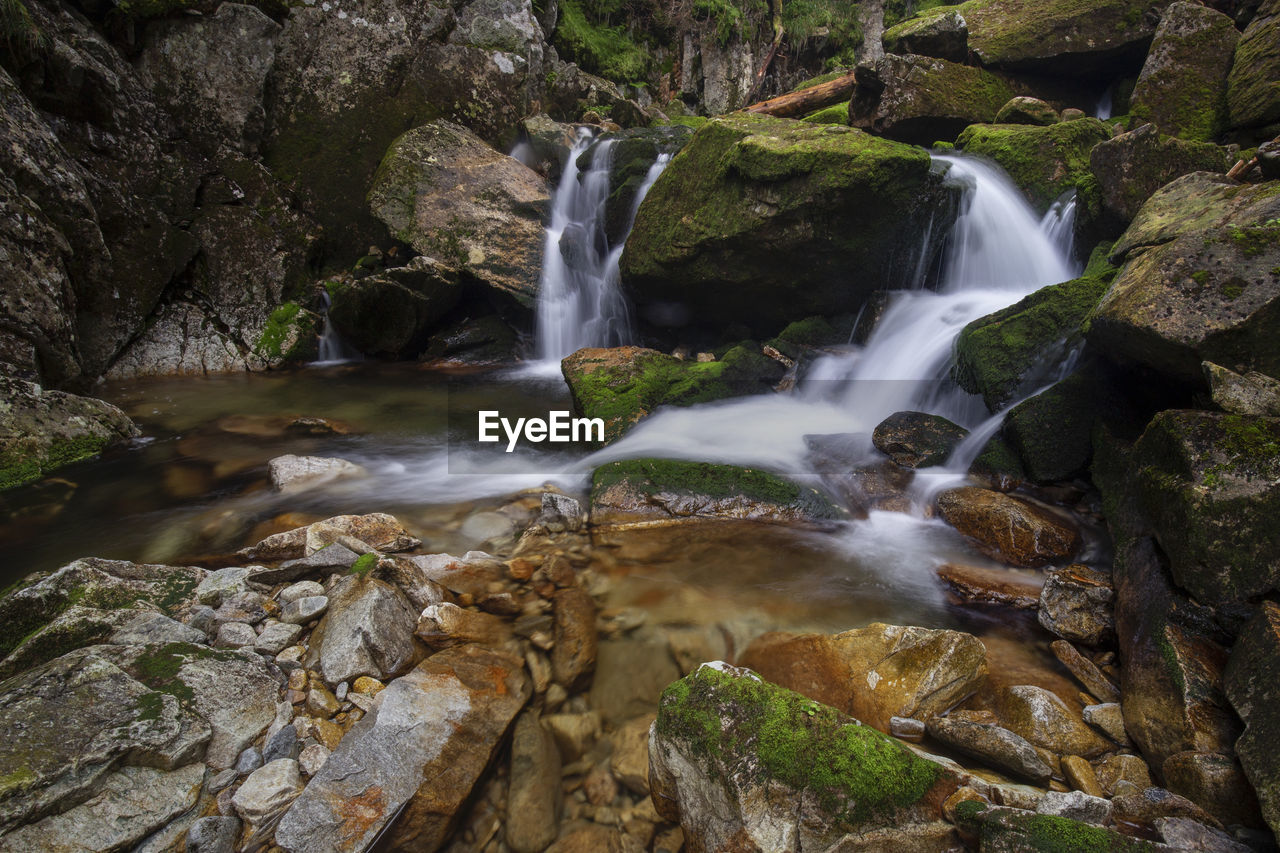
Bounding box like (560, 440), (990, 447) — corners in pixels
(1128, 2), (1239, 142)
(253, 302), (321, 366)
(850, 54), (1017, 146)
(1224, 601), (1280, 837)
(954, 264), (1117, 411)
(764, 315), (855, 360)
(1226, 0), (1280, 136)
(801, 102), (851, 125)
(995, 96), (1059, 126)
(1003, 361), (1126, 482)
(1131, 410), (1280, 603)
(367, 120), (550, 308)
(619, 113), (956, 336)
(576, 125), (693, 245)
(1088, 124), (1229, 227)
(649, 663), (962, 852)
(1088, 173), (1280, 385)
(882, 9), (969, 62)
(589, 458), (841, 526)
(955, 119), (1111, 213)
(952, 801), (1163, 851)
(325, 263), (462, 358)
(0, 378), (138, 492)
(562, 346), (784, 443)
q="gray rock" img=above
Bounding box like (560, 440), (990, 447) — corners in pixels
(232, 759), (304, 826)
(281, 595), (329, 625)
(298, 743), (330, 777)
(926, 716), (1053, 783)
(280, 581), (325, 605)
(882, 8), (968, 62)
(1154, 817), (1252, 852)
(1038, 566), (1115, 646)
(237, 513), (419, 563)
(214, 621), (258, 649)
(210, 591), (269, 629)
(254, 620), (304, 655)
(275, 645), (306, 673)
(268, 454), (365, 493)
(110, 611), (207, 646)
(1036, 789), (1113, 825)
(538, 492), (584, 532)
(196, 567), (253, 607)
(186, 815), (242, 853)
(276, 646), (530, 853)
(187, 605), (218, 637)
(235, 746), (264, 776)
(1204, 362), (1280, 417)
(0, 764), (204, 852)
(304, 576), (418, 687)
(208, 769), (237, 792)
(261, 545), (360, 584)
(507, 711), (562, 853)
(263, 724), (300, 763)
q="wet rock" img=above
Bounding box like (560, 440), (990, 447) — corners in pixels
(590, 457), (841, 527)
(254, 620), (303, 655)
(1039, 569), (1116, 647)
(891, 716), (926, 742)
(611, 714), (655, 796)
(740, 624), (988, 732)
(1163, 751), (1264, 830)
(1037, 790), (1112, 825)
(546, 822), (628, 853)
(881, 9), (969, 62)
(1089, 124), (1229, 226)
(267, 455), (365, 494)
(1090, 173), (1280, 386)
(1082, 703), (1129, 744)
(368, 120), (549, 307)
(214, 621), (257, 649)
(306, 683), (341, 718)
(620, 113), (955, 337)
(1155, 817), (1253, 853)
(325, 264), (464, 359)
(186, 815), (241, 853)
(415, 602), (511, 649)
(955, 120), (1110, 214)
(405, 551), (507, 600)
(542, 711), (603, 763)
(196, 567), (252, 607)
(563, 346), (783, 444)
(1129, 2), (1239, 141)
(237, 513), (420, 563)
(1112, 787), (1224, 829)
(1224, 600), (1280, 836)
(232, 759), (304, 826)
(995, 97), (1059, 126)
(1, 763), (204, 852)
(936, 564), (1043, 609)
(1095, 753), (1154, 796)
(953, 802), (1162, 852)
(276, 645), (530, 853)
(507, 711), (562, 853)
(1204, 362), (1280, 417)
(1131, 411), (1280, 604)
(552, 588), (597, 692)
(304, 576), (418, 686)
(850, 54), (1016, 146)
(589, 630), (682, 725)
(871, 411), (968, 468)
(649, 664), (962, 852)
(936, 487), (1080, 568)
(1062, 754), (1107, 798)
(280, 595), (328, 625)
(926, 716), (1053, 783)
(995, 685), (1112, 758)
(110, 611), (208, 646)
(1226, 0), (1280, 133)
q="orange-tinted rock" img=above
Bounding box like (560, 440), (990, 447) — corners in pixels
(551, 588), (597, 693)
(936, 487), (1080, 568)
(937, 564), (1043, 609)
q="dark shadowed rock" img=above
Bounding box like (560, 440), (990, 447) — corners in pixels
(1039, 566), (1116, 646)
(872, 411), (968, 468)
(882, 9), (969, 62)
(1226, 0), (1280, 134)
(1088, 124), (1229, 227)
(1224, 601), (1280, 836)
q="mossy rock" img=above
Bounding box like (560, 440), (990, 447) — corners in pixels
(955, 119), (1111, 214)
(802, 102), (851, 125)
(619, 113), (956, 336)
(994, 96), (1059, 126)
(1128, 2), (1239, 142)
(1088, 123), (1230, 227)
(562, 345), (784, 444)
(649, 663), (960, 848)
(850, 54), (1017, 146)
(576, 125), (694, 245)
(1131, 409), (1280, 604)
(953, 263), (1117, 411)
(325, 273), (460, 359)
(591, 458), (841, 524)
(764, 315), (855, 360)
(952, 801), (1161, 851)
(1224, 601), (1280, 837)
(253, 302), (321, 365)
(1226, 0), (1280, 135)
(882, 9), (969, 62)
(1003, 361), (1125, 483)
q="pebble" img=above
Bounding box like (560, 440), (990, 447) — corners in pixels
(335, 681), (348, 702)
(275, 645), (306, 671)
(185, 815), (241, 853)
(1082, 703), (1129, 745)
(307, 684), (341, 718)
(351, 676), (384, 696)
(281, 595), (328, 625)
(1050, 640), (1121, 704)
(1062, 754), (1107, 798)
(207, 768), (237, 793)
(298, 743), (331, 776)
(234, 746), (263, 776)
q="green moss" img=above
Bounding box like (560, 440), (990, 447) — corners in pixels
(350, 553), (378, 576)
(802, 102), (850, 125)
(883, 0), (950, 28)
(128, 642), (242, 707)
(956, 803), (1160, 851)
(953, 798), (989, 821)
(0, 766), (36, 799)
(780, 0), (862, 66)
(553, 0), (653, 82)
(1, 0), (44, 52)
(793, 70), (849, 92)
(1226, 222), (1280, 258)
(254, 302), (308, 361)
(765, 315), (850, 357)
(656, 666), (944, 824)
(955, 119), (1111, 212)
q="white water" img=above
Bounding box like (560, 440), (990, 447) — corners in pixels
(533, 132), (672, 362)
(313, 290), (362, 365)
(1095, 89), (1114, 121)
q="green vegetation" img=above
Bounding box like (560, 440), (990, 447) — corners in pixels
(254, 302), (316, 362)
(802, 102), (850, 125)
(955, 119), (1111, 212)
(1, 0), (44, 52)
(129, 641), (243, 707)
(954, 800), (1159, 851)
(883, 0), (950, 29)
(553, 0), (653, 82)
(656, 666), (944, 824)
(765, 315), (852, 357)
(593, 457), (840, 518)
(780, 0), (863, 68)
(350, 553), (379, 576)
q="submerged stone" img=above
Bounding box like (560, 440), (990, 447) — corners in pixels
(871, 410), (968, 468)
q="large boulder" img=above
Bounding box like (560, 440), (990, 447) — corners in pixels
(935, 487), (1081, 567)
(1088, 124), (1229, 226)
(303, 575), (420, 687)
(739, 625), (989, 731)
(1130, 410), (1280, 603)
(561, 346), (783, 443)
(619, 113), (956, 336)
(955, 119), (1111, 213)
(1089, 173), (1280, 385)
(953, 802), (1164, 851)
(0, 378), (137, 492)
(576, 125), (695, 245)
(871, 411), (969, 468)
(1226, 0), (1280, 135)
(881, 9), (969, 62)
(589, 458), (842, 527)
(849, 54), (1017, 146)
(649, 663), (963, 852)
(1128, 2), (1240, 142)
(368, 120), (550, 308)
(324, 262), (462, 358)
(276, 644), (530, 853)
(1224, 601), (1280, 836)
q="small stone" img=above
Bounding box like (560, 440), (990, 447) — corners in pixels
(1038, 566), (1115, 646)
(584, 763), (618, 806)
(610, 715), (655, 796)
(996, 685), (1112, 757)
(1050, 640), (1121, 704)
(208, 768), (237, 793)
(235, 746), (264, 776)
(211, 591), (269, 628)
(310, 717), (343, 750)
(231, 759), (304, 825)
(214, 621), (258, 649)
(197, 567), (252, 607)
(298, 743), (331, 776)
(280, 580), (325, 605)
(281, 595), (328, 624)
(335, 681), (349, 702)
(1062, 754), (1107, 798)
(186, 605), (218, 636)
(262, 724), (299, 763)
(1036, 790), (1112, 825)
(186, 815), (241, 853)
(287, 669), (307, 691)
(255, 620), (303, 655)
(275, 645), (306, 671)
(414, 602), (510, 648)
(307, 684), (341, 718)
(1112, 787), (1223, 829)
(352, 676), (384, 696)
(1082, 703), (1129, 744)
(542, 712), (602, 763)
(927, 716), (1053, 782)
(890, 716), (926, 742)
(268, 454), (365, 493)
(1154, 817), (1252, 853)
(1094, 753), (1153, 796)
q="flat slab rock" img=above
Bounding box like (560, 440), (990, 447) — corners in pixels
(237, 513), (420, 562)
(936, 487), (1081, 568)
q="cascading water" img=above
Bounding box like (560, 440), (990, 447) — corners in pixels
(313, 290), (362, 365)
(533, 133), (672, 362)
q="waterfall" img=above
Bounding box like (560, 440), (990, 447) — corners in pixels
(313, 290), (361, 365)
(1095, 89), (1114, 121)
(533, 133), (672, 362)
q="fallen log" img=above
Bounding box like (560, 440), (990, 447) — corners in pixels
(744, 71), (857, 119)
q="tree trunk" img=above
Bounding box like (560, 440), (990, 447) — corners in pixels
(744, 72), (858, 119)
